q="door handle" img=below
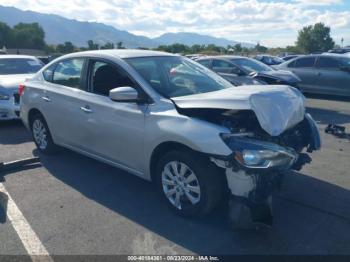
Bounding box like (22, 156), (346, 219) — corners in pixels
(42, 96), (51, 102)
(80, 106), (93, 113)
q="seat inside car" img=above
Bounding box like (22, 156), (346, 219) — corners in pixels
(93, 64), (133, 96)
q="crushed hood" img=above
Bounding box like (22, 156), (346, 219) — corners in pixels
(172, 85), (305, 136)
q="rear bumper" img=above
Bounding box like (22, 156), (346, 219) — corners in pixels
(0, 99), (20, 121)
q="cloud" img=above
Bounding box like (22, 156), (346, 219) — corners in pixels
(1, 0), (349, 47)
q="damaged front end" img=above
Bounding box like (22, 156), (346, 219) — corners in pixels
(216, 112), (320, 228)
(173, 85), (320, 228)
(181, 107), (321, 228)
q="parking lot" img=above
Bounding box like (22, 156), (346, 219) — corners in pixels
(0, 95), (349, 256)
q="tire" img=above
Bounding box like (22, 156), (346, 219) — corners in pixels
(30, 113), (58, 154)
(155, 150), (224, 217)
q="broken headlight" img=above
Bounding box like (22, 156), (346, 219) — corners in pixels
(220, 134), (297, 170)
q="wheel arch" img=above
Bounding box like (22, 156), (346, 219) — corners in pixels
(149, 141), (196, 182)
(28, 108), (44, 127)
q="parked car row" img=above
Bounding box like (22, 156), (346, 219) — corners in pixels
(195, 56), (301, 87)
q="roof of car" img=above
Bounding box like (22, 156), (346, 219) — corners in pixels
(0, 54), (39, 59)
(61, 49), (177, 59)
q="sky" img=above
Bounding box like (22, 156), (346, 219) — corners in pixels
(1, 0), (350, 47)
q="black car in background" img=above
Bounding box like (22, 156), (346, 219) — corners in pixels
(195, 56), (301, 88)
(254, 55), (284, 65)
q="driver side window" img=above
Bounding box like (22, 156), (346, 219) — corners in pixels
(90, 61), (134, 96)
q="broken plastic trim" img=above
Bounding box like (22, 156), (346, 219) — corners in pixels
(219, 135), (297, 171)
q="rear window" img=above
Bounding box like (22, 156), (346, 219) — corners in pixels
(52, 58), (85, 89)
(0, 58), (43, 75)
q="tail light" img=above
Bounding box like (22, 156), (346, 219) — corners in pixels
(18, 84), (25, 96)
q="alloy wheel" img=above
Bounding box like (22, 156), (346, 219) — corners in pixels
(32, 119), (48, 150)
(161, 161), (201, 210)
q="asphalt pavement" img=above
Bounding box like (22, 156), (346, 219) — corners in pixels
(0, 96), (349, 257)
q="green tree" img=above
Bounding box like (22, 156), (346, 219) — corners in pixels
(56, 41), (75, 53)
(0, 22), (13, 48)
(296, 23), (335, 53)
(87, 40), (99, 50)
(233, 43), (242, 53)
(101, 42), (115, 49)
(255, 43), (268, 53)
(116, 41), (124, 49)
(12, 23), (45, 49)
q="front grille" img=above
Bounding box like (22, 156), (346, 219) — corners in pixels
(13, 93), (20, 104)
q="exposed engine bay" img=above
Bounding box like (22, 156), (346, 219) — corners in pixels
(178, 108), (317, 156)
(178, 107), (321, 228)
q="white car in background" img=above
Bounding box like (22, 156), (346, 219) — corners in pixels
(0, 55), (44, 120)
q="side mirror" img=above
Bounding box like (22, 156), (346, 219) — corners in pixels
(109, 86), (140, 102)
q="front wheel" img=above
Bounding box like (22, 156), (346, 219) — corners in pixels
(155, 150), (224, 217)
(30, 113), (58, 154)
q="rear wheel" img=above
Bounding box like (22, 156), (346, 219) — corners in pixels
(30, 113), (57, 154)
(155, 150), (223, 217)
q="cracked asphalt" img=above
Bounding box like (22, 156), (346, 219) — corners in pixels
(0, 95), (349, 256)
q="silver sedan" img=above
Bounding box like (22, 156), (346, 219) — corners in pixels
(20, 50), (320, 227)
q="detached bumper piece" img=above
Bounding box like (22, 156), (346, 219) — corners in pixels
(225, 168), (283, 229)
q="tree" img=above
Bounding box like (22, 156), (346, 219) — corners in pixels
(87, 40), (99, 50)
(117, 41), (124, 49)
(296, 23), (335, 53)
(100, 42), (115, 49)
(255, 43), (268, 53)
(0, 22), (13, 48)
(56, 41), (75, 53)
(12, 23), (45, 49)
(233, 43), (242, 53)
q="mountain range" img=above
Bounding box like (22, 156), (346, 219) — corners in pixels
(0, 5), (254, 49)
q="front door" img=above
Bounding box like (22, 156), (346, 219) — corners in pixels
(78, 59), (147, 173)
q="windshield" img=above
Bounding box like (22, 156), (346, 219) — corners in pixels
(0, 58), (44, 75)
(231, 58), (273, 73)
(126, 56), (232, 98)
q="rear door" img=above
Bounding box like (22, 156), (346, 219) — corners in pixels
(40, 57), (91, 147)
(315, 56), (350, 96)
(286, 56), (318, 92)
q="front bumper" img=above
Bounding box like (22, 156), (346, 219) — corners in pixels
(0, 97), (20, 121)
(211, 114), (321, 226)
